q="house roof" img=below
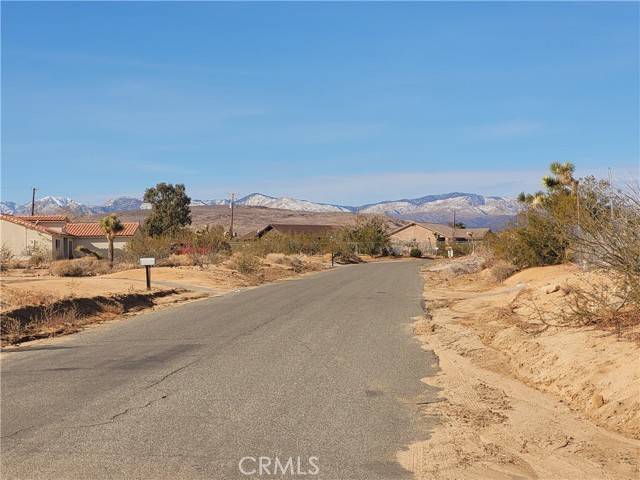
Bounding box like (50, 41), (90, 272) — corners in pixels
(389, 222), (490, 240)
(64, 222), (140, 237)
(256, 223), (340, 238)
(0, 214), (61, 235)
(14, 215), (69, 222)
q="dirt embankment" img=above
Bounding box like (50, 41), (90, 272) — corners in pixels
(398, 259), (639, 479)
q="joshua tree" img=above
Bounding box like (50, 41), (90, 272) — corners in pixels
(517, 191), (546, 206)
(100, 214), (124, 268)
(543, 161), (579, 195)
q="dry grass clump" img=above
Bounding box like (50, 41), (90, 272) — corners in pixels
(1, 288), (51, 309)
(50, 257), (111, 277)
(231, 251), (262, 274)
(161, 254), (196, 267)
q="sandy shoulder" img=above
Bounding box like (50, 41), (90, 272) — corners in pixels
(398, 262), (640, 480)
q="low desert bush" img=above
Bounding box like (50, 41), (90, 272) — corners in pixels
(26, 244), (51, 268)
(123, 232), (173, 262)
(488, 260), (518, 282)
(50, 257), (111, 277)
(162, 254), (196, 267)
(0, 244), (14, 271)
(231, 251), (261, 274)
(409, 247), (422, 258)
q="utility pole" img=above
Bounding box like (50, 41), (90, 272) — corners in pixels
(608, 167), (614, 220)
(31, 187), (38, 216)
(452, 210), (456, 243)
(229, 193), (235, 238)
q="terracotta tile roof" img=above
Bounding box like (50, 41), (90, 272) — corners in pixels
(0, 214), (61, 235)
(14, 215), (69, 222)
(64, 222), (139, 237)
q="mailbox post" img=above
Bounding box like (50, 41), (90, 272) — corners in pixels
(139, 257), (156, 290)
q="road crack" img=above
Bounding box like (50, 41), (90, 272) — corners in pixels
(144, 358), (201, 389)
(72, 394), (170, 429)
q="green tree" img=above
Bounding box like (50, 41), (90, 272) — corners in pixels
(100, 214), (124, 268)
(143, 183), (192, 236)
(342, 216), (389, 256)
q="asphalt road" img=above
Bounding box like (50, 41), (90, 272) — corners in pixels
(1, 260), (438, 479)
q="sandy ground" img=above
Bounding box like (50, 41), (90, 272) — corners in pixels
(398, 260), (639, 479)
(0, 254), (331, 345)
(1, 254), (329, 308)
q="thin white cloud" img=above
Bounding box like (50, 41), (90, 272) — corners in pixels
(466, 119), (542, 139)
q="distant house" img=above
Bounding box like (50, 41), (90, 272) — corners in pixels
(0, 214), (139, 260)
(242, 223), (340, 240)
(388, 222), (490, 254)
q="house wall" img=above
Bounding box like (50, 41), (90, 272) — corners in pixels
(0, 219), (56, 259)
(390, 225), (439, 245)
(73, 237), (132, 258)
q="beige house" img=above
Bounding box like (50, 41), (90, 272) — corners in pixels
(0, 214), (139, 260)
(389, 222), (490, 255)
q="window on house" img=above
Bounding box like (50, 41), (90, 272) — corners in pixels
(55, 239), (60, 250)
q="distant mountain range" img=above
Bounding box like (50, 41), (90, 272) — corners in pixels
(0, 192), (520, 228)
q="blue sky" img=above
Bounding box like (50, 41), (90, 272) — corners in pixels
(2, 2), (638, 205)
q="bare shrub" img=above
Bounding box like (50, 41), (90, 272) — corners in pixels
(571, 177), (640, 306)
(231, 251), (261, 274)
(25, 244), (51, 268)
(50, 257), (111, 277)
(0, 244), (14, 271)
(488, 261), (518, 282)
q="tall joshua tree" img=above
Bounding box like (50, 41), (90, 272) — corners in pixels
(100, 214), (124, 268)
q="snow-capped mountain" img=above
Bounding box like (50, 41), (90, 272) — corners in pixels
(235, 193), (352, 213)
(0, 196), (93, 215)
(0, 192), (519, 228)
(91, 197), (146, 213)
(359, 192), (519, 228)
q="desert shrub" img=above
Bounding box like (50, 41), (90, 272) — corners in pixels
(488, 260), (518, 282)
(409, 247), (422, 258)
(161, 254), (195, 267)
(243, 232), (332, 257)
(50, 257), (111, 277)
(123, 231), (173, 262)
(341, 216), (389, 256)
(231, 251), (261, 274)
(176, 225), (231, 267)
(24, 243), (51, 268)
(570, 178), (640, 307)
(0, 244), (14, 271)
(488, 195), (573, 269)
